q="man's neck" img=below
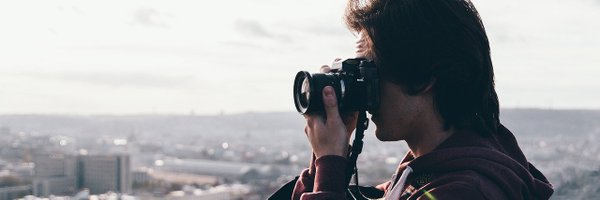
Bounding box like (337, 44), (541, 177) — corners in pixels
(397, 89), (455, 158)
(404, 117), (454, 158)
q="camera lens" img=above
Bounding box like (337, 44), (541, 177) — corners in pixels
(294, 71), (312, 114)
(299, 78), (310, 107)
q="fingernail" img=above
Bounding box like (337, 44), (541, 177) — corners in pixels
(324, 87), (333, 97)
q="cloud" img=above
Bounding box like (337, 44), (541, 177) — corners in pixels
(234, 19), (273, 38)
(23, 71), (196, 89)
(220, 41), (265, 50)
(131, 7), (169, 28)
(306, 23), (348, 36)
(234, 19), (292, 42)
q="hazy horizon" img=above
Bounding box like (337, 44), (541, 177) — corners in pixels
(1, 0), (599, 115)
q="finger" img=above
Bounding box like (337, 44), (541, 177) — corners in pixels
(314, 114), (326, 125)
(322, 86), (341, 125)
(342, 112), (359, 135)
(320, 65), (331, 73)
(334, 58), (342, 62)
(306, 115), (315, 129)
(304, 126), (309, 136)
(341, 112), (358, 123)
(306, 114), (326, 131)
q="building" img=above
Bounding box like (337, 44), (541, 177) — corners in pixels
(158, 158), (276, 183)
(32, 154), (77, 196)
(78, 155), (131, 194)
(32, 154), (132, 197)
(0, 185), (31, 200)
(33, 154), (77, 178)
(32, 177), (76, 197)
(131, 168), (152, 185)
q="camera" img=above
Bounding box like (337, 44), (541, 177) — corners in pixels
(293, 58), (380, 115)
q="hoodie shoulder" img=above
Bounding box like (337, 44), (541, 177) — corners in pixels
(421, 180), (485, 200)
(403, 126), (553, 199)
(415, 170), (507, 200)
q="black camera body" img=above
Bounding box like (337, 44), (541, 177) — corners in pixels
(293, 58), (380, 115)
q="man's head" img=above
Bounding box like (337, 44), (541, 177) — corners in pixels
(347, 0), (500, 140)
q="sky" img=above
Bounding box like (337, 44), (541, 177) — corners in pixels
(0, 0), (598, 115)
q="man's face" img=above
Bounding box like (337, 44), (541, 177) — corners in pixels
(355, 32), (425, 141)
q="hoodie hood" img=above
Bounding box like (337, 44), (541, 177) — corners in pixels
(402, 125), (553, 199)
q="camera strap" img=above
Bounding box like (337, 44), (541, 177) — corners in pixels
(345, 111), (368, 199)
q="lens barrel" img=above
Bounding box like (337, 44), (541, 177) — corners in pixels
(293, 71), (343, 114)
(293, 71), (312, 114)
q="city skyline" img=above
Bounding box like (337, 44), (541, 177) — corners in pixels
(0, 0), (598, 115)
(1, 109), (599, 199)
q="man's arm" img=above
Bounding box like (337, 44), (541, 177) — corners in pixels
(292, 155), (348, 200)
(291, 154), (317, 200)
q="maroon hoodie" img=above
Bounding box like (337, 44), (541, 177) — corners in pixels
(291, 124), (554, 199)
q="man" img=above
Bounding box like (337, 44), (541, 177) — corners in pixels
(291, 0), (553, 199)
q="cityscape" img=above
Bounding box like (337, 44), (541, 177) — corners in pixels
(0, 0), (598, 199)
(0, 109), (598, 199)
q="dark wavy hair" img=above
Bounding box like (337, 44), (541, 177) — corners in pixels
(345, 0), (500, 135)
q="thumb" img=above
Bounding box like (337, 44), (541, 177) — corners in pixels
(322, 86), (341, 123)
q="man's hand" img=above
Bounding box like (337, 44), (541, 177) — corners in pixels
(304, 64), (358, 158)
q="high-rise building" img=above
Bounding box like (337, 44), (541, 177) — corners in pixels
(0, 185), (31, 200)
(32, 154), (77, 196)
(32, 177), (76, 197)
(32, 153), (132, 197)
(78, 155), (131, 194)
(33, 154), (76, 177)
